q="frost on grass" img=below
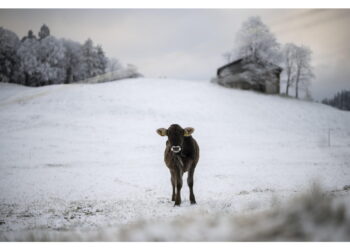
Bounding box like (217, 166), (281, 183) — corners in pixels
(2, 185), (350, 241)
(113, 185), (350, 241)
(233, 185), (350, 241)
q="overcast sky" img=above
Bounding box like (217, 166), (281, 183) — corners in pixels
(1, 9), (349, 100)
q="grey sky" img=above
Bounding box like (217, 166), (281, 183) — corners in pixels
(1, 9), (349, 100)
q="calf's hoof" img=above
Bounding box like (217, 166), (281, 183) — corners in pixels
(174, 199), (181, 206)
(190, 200), (197, 205)
(190, 194), (196, 204)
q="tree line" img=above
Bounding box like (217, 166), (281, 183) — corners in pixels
(0, 25), (140, 87)
(322, 90), (350, 111)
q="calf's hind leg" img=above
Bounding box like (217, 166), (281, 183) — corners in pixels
(187, 167), (196, 204)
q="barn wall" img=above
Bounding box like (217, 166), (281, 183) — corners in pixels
(265, 83), (278, 94)
(217, 61), (281, 94)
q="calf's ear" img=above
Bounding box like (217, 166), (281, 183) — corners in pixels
(184, 127), (195, 137)
(156, 128), (167, 136)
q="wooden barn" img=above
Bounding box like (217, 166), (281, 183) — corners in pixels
(217, 56), (282, 94)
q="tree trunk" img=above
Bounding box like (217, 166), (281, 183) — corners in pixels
(25, 73), (29, 85)
(65, 67), (73, 83)
(286, 73), (290, 96)
(295, 68), (301, 99)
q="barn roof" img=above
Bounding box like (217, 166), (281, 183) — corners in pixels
(217, 56), (282, 76)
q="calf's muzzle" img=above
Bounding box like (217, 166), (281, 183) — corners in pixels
(171, 145), (181, 153)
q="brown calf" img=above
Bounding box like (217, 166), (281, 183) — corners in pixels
(156, 124), (200, 206)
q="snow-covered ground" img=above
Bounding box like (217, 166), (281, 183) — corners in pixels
(0, 79), (350, 241)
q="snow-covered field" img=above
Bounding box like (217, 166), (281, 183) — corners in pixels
(0, 78), (350, 241)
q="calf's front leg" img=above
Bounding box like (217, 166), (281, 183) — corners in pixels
(170, 172), (176, 201)
(174, 167), (183, 206)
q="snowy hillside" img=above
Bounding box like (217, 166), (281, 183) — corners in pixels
(0, 79), (350, 240)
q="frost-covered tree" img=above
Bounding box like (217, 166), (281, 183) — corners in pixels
(220, 16), (282, 90)
(106, 58), (121, 73)
(282, 43), (314, 98)
(226, 16), (281, 65)
(282, 43), (298, 96)
(81, 39), (108, 79)
(81, 39), (96, 78)
(16, 35), (66, 86)
(0, 27), (20, 83)
(222, 51), (235, 64)
(123, 64), (142, 78)
(16, 38), (41, 86)
(96, 45), (107, 75)
(294, 45), (314, 99)
(38, 24), (50, 40)
(37, 36), (66, 85)
(81, 38), (97, 79)
(21, 30), (37, 42)
(61, 39), (85, 83)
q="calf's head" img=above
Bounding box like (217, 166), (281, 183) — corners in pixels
(156, 124), (194, 153)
